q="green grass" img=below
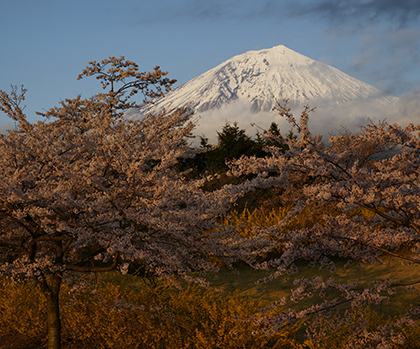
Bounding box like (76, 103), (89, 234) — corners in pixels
(200, 253), (420, 317)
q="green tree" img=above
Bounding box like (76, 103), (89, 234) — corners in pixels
(217, 122), (255, 158)
(262, 121), (292, 151)
(201, 122), (264, 173)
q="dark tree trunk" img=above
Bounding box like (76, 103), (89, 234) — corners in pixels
(41, 274), (62, 349)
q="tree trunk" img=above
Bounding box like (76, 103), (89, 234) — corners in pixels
(41, 274), (62, 349)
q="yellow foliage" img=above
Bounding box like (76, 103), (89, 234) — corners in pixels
(0, 279), (46, 342)
(220, 206), (289, 237)
(220, 204), (334, 238)
(304, 307), (420, 349)
(0, 275), (300, 349)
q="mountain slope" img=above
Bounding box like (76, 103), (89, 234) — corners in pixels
(130, 45), (399, 143)
(143, 45), (397, 114)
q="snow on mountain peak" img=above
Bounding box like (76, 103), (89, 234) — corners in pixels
(143, 44), (396, 115)
(133, 45), (399, 143)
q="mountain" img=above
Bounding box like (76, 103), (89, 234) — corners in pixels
(133, 45), (399, 142)
(143, 45), (396, 113)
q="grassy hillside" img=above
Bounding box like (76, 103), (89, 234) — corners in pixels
(2, 251), (420, 349)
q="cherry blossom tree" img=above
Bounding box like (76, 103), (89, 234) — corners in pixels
(229, 101), (420, 347)
(0, 58), (263, 349)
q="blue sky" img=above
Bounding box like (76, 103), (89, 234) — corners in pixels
(1, 0), (420, 130)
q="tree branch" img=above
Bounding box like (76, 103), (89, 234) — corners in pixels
(65, 253), (119, 272)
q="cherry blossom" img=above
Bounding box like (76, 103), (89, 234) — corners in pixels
(0, 58), (266, 349)
(229, 100), (420, 347)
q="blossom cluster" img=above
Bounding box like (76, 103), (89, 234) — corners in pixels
(0, 61), (270, 292)
(229, 101), (420, 347)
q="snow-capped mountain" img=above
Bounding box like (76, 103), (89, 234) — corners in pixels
(144, 45), (397, 113)
(133, 45), (399, 143)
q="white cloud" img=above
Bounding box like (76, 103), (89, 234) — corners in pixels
(389, 87), (420, 126)
(349, 27), (420, 96)
(192, 97), (409, 144)
(193, 101), (290, 145)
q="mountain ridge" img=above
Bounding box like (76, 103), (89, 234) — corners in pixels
(128, 45), (400, 143)
(141, 45), (398, 115)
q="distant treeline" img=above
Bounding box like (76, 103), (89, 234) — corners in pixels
(182, 121), (295, 176)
